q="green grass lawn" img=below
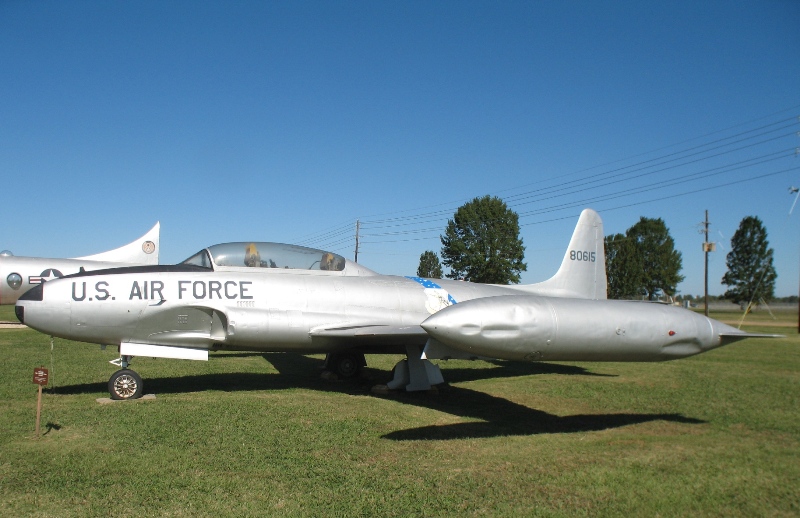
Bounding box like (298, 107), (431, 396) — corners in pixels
(0, 304), (797, 516)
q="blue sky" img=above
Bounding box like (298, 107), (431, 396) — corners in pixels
(1, 1), (799, 296)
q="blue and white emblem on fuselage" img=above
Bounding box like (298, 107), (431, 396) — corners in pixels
(406, 276), (457, 314)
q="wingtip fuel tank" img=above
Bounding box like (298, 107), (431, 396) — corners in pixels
(421, 295), (778, 362)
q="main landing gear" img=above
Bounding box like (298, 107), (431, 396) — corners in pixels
(323, 347), (445, 393)
(104, 349), (442, 399)
(108, 355), (143, 400)
(380, 344), (444, 392)
(323, 352), (366, 379)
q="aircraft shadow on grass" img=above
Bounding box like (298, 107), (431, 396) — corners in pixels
(440, 359), (618, 384)
(50, 352), (703, 439)
(379, 389), (704, 441)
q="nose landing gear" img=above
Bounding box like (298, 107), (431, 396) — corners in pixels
(108, 355), (143, 400)
(108, 369), (143, 400)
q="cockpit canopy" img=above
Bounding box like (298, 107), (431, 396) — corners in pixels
(181, 242), (347, 272)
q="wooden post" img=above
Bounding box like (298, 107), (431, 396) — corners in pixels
(32, 367), (48, 438)
(36, 384), (43, 437)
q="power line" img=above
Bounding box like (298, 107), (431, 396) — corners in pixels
(300, 107), (800, 256)
(358, 166), (798, 246)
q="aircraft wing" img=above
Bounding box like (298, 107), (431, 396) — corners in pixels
(309, 324), (428, 352)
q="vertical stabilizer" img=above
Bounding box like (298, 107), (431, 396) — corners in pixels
(511, 209), (606, 299)
(74, 222), (160, 265)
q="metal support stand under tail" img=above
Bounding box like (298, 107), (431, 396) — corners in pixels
(385, 345), (444, 391)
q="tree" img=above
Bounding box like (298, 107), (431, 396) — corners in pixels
(440, 195), (526, 284)
(605, 233), (644, 299)
(625, 217), (684, 300)
(722, 216), (777, 308)
(605, 217), (684, 300)
(416, 250), (443, 278)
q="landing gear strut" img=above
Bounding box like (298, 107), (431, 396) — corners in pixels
(108, 354), (143, 400)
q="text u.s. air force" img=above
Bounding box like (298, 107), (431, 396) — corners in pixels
(70, 280), (254, 302)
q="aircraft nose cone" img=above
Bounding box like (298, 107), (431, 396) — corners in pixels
(19, 284), (43, 301)
(15, 284), (46, 326)
(14, 282), (72, 336)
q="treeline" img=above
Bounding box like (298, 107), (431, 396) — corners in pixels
(414, 196), (779, 308)
(678, 294), (798, 303)
(606, 215), (777, 307)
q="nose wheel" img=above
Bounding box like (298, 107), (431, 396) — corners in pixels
(108, 369), (143, 400)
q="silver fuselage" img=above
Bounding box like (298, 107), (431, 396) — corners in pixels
(17, 263), (747, 362)
(17, 263), (514, 354)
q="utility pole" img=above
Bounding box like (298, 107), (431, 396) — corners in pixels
(702, 210), (715, 317)
(354, 220), (360, 263)
(792, 186), (800, 334)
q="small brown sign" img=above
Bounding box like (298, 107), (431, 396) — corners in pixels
(33, 367), (48, 386)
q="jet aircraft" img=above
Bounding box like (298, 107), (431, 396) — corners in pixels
(15, 210), (772, 400)
(1, 223), (160, 305)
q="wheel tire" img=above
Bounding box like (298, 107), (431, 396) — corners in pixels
(108, 369), (143, 400)
(333, 353), (363, 379)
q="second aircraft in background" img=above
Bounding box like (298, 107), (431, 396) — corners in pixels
(0, 223), (160, 305)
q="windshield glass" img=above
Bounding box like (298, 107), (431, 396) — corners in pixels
(200, 242), (346, 271)
(180, 249), (213, 269)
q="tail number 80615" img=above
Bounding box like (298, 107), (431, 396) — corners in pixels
(570, 250), (596, 262)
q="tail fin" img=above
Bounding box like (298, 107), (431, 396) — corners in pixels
(512, 209), (606, 299)
(74, 222), (160, 265)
